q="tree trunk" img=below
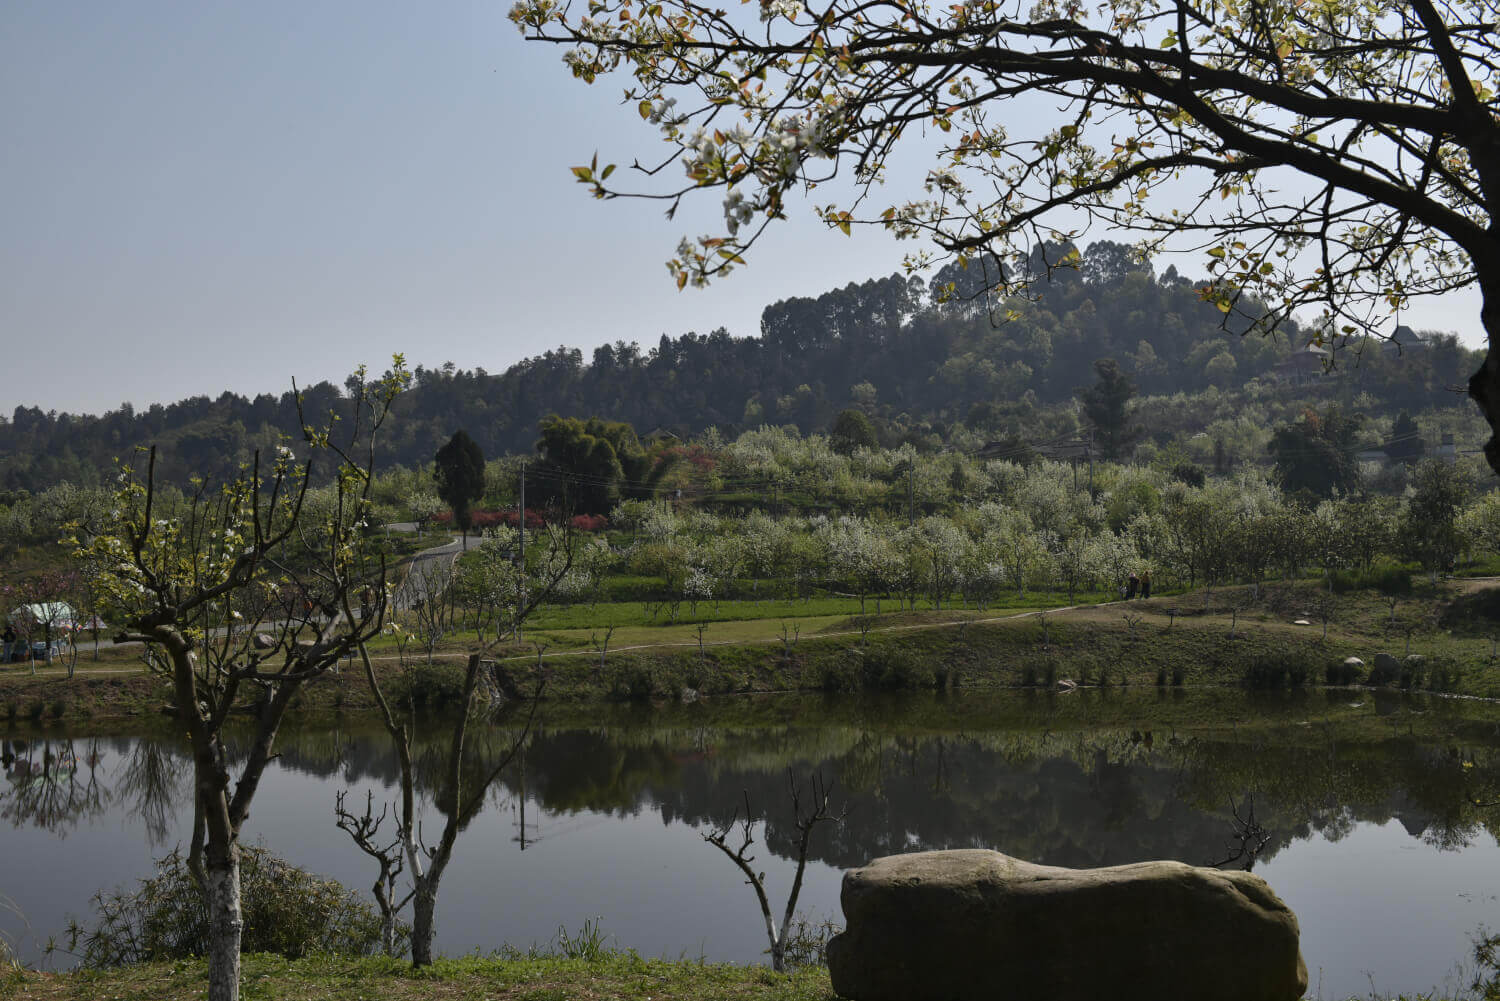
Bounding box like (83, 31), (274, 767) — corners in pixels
(411, 882), (438, 966)
(205, 847), (244, 1001)
(381, 909), (399, 957)
(1470, 276), (1500, 477)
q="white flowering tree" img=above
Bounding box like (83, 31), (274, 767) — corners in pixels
(73, 362), (408, 1001)
(993, 511), (1048, 598)
(1054, 528), (1102, 602)
(913, 517), (967, 609)
(824, 516), (881, 612)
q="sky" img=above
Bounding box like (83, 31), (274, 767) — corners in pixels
(0, 1), (1485, 417)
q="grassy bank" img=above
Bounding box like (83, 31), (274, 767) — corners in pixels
(0, 951), (1463, 1001)
(3, 580), (1495, 723)
(3, 953), (834, 1001)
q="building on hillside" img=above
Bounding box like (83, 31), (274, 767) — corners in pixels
(641, 426), (682, 446)
(1272, 343), (1333, 386)
(1383, 325), (1428, 357)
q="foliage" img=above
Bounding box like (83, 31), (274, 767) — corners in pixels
(1402, 459), (1476, 574)
(1, 260), (1486, 499)
(1267, 408), (1364, 500)
(66, 846), (398, 967)
(829, 409), (878, 455)
(532, 415), (684, 514)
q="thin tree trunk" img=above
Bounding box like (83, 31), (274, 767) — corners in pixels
(381, 912), (398, 957)
(205, 849), (243, 1001)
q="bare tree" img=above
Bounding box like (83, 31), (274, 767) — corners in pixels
(1212, 796), (1272, 872)
(343, 522), (573, 968)
(334, 790), (414, 956)
(704, 771), (844, 972)
(590, 624), (615, 675)
(778, 622), (800, 663)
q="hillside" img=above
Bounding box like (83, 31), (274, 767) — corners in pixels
(0, 240), (1480, 491)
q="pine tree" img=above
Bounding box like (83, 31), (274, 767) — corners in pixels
(1078, 359), (1139, 461)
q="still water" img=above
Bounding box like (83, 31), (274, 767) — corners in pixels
(4, 688), (1500, 998)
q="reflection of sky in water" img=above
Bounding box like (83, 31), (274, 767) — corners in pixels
(2, 734), (1498, 1000)
(1266, 822), (1500, 1000)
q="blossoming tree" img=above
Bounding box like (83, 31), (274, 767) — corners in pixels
(74, 360), (408, 1001)
(512, 0), (1500, 473)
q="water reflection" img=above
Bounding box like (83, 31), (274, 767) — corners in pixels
(2, 689), (1499, 998)
(2, 738), (108, 834)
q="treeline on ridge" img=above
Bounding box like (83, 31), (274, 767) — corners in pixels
(0, 240), (1479, 492)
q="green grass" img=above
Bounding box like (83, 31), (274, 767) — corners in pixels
(520, 579), (1116, 631)
(6, 577), (1499, 722)
(4, 952), (836, 1001)
(0, 950), (1465, 1001)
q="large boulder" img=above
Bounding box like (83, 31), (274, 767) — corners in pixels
(826, 849), (1306, 1001)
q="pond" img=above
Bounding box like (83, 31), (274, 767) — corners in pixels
(4, 688), (1500, 999)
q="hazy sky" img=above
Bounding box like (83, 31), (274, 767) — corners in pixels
(2, 2), (1485, 416)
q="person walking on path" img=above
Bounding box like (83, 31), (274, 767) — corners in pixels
(1126, 572), (1140, 600)
(1, 624), (14, 663)
(1140, 570), (1152, 600)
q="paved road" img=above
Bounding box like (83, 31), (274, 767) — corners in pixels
(392, 535), (466, 611)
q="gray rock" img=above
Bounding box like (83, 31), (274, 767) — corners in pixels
(1404, 654), (1426, 667)
(826, 849), (1306, 1001)
(1332, 656), (1365, 683)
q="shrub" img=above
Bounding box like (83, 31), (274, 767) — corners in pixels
(1242, 649), (1318, 688)
(1330, 565), (1413, 596)
(1426, 658), (1462, 692)
(609, 666), (656, 701)
(67, 846), (397, 967)
(1325, 659), (1364, 686)
(390, 662), (467, 710)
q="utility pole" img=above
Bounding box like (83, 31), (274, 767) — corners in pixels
(1086, 428), (1095, 496)
(517, 461), (526, 642)
(907, 464), (915, 526)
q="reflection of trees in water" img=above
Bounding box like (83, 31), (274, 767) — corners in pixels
(249, 705), (1500, 871)
(1, 737), (107, 834)
(1, 734), (189, 843)
(113, 737), (189, 846)
(13, 693), (1500, 875)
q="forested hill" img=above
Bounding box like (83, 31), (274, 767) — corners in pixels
(0, 241), (1478, 491)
